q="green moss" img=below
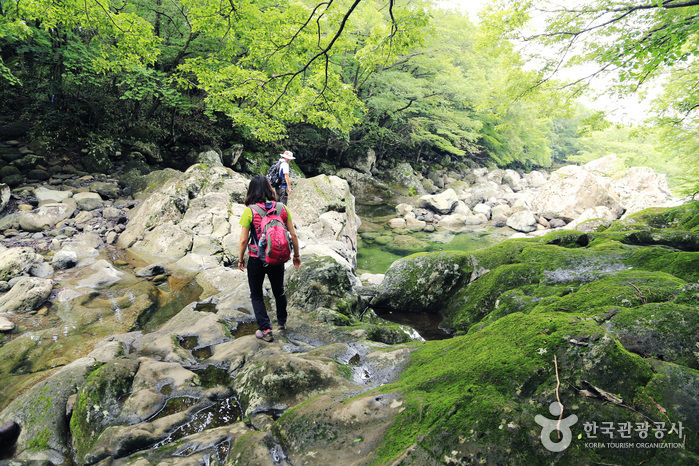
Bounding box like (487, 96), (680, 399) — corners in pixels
(532, 270), (686, 316)
(606, 207), (673, 232)
(606, 202), (699, 233)
(634, 361), (699, 453)
(519, 241), (634, 274)
(336, 362), (352, 381)
(25, 428), (51, 451)
(467, 287), (558, 334)
(469, 238), (532, 270)
(365, 324), (414, 344)
(373, 312), (654, 464)
(446, 240), (653, 332)
(646, 201), (699, 231)
(444, 263), (542, 332)
(624, 246), (699, 281)
(363, 201), (699, 464)
(607, 303), (699, 369)
(69, 360), (136, 462)
(536, 230), (591, 248)
(195, 365), (232, 388)
(675, 283), (699, 306)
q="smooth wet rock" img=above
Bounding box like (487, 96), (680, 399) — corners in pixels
(0, 276), (53, 313)
(0, 316), (15, 331)
(0, 247), (40, 281)
(18, 203), (75, 232)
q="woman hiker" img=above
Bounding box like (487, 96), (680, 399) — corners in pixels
(238, 175), (301, 342)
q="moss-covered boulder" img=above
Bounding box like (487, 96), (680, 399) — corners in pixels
(372, 251), (475, 313)
(0, 358), (98, 465)
(605, 303), (699, 369)
(365, 312), (695, 465)
(234, 345), (353, 416)
(623, 245), (699, 281)
(70, 359), (139, 463)
(531, 270), (686, 315)
(286, 255), (362, 318)
(637, 360), (699, 442)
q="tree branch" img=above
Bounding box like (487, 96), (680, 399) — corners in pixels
(263, 0), (362, 113)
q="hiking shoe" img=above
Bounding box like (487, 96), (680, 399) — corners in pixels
(278, 323), (286, 331)
(255, 329), (274, 342)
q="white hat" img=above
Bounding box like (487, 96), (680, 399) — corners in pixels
(281, 150), (295, 160)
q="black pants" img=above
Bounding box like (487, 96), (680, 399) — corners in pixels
(276, 186), (288, 205)
(247, 256), (287, 331)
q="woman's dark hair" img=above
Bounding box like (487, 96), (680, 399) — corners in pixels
(244, 175), (278, 205)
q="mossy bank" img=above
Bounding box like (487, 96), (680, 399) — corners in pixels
(351, 201), (699, 464)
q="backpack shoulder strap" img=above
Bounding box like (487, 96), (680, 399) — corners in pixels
(250, 204), (267, 217)
(248, 204), (268, 245)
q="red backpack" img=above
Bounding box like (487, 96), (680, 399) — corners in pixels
(249, 202), (292, 265)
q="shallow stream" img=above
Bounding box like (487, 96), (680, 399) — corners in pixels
(356, 200), (508, 275)
(356, 198), (511, 339)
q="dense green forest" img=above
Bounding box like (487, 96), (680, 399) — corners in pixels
(0, 0), (697, 191)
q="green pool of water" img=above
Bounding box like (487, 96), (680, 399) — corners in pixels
(356, 200), (510, 275)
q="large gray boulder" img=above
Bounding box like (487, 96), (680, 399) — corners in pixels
(132, 222), (193, 260)
(612, 166), (676, 216)
(372, 251), (475, 313)
(18, 203), (75, 232)
(524, 170), (548, 188)
(584, 153), (626, 177)
(531, 165), (623, 222)
(0, 277), (54, 313)
(384, 162), (427, 195)
(288, 174), (359, 265)
(196, 149), (223, 167)
(564, 206), (616, 232)
(117, 165), (249, 250)
(73, 192), (103, 211)
(0, 247), (41, 281)
(418, 188), (458, 214)
(506, 210), (538, 233)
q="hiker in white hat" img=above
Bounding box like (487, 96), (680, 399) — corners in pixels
(277, 150), (295, 204)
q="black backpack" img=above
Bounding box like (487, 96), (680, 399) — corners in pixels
(267, 160), (283, 188)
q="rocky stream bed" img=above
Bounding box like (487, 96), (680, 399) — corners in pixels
(0, 140), (696, 465)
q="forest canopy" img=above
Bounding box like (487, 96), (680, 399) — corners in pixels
(0, 0), (697, 185)
(481, 0), (699, 185)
